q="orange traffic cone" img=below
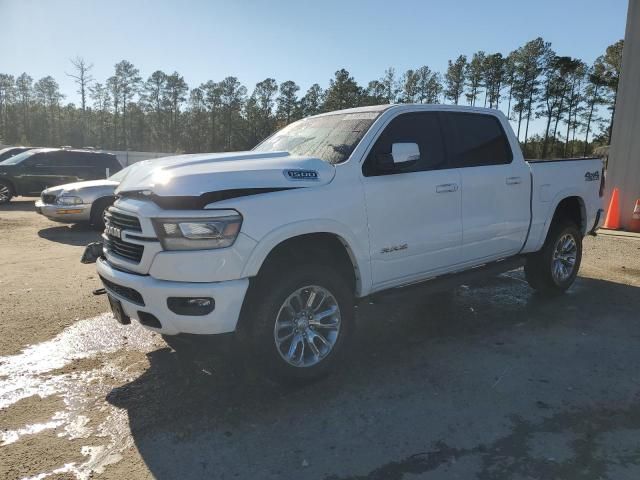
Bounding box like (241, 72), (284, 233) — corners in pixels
(603, 187), (621, 230)
(629, 199), (640, 233)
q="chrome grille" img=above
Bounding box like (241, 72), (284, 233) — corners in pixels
(105, 209), (142, 232)
(104, 235), (144, 263)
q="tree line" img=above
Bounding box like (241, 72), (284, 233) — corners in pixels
(0, 37), (623, 159)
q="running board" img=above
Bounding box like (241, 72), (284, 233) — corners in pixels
(365, 256), (526, 304)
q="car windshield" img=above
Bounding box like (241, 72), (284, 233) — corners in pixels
(0, 149), (38, 165)
(253, 112), (380, 164)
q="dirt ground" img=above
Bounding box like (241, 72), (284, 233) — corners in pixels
(1, 197), (640, 479)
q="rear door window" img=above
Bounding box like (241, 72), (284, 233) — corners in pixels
(47, 151), (86, 167)
(440, 112), (513, 168)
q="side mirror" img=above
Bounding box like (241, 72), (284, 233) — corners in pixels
(391, 143), (420, 165)
(375, 142), (420, 172)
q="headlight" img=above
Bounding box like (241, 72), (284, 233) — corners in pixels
(152, 214), (243, 250)
(56, 195), (83, 205)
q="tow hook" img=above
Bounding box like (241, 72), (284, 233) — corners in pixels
(81, 241), (104, 264)
(93, 288), (107, 296)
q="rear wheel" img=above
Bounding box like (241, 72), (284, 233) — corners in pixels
(525, 220), (582, 295)
(0, 180), (13, 204)
(242, 263), (354, 383)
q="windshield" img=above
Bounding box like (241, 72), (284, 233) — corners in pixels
(253, 112), (380, 164)
(0, 149), (38, 165)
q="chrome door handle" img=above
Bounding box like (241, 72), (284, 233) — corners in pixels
(436, 183), (459, 193)
(506, 176), (522, 185)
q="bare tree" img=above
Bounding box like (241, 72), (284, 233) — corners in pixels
(66, 57), (94, 144)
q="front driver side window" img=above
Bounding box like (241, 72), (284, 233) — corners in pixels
(363, 112), (446, 177)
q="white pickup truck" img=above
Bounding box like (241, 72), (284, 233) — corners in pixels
(88, 104), (605, 381)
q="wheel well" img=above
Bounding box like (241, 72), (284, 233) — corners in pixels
(257, 233), (358, 293)
(552, 196), (586, 234)
(90, 196), (115, 220)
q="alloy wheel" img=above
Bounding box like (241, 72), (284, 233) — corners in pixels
(273, 285), (341, 368)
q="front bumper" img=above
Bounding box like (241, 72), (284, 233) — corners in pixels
(96, 257), (249, 335)
(35, 201), (91, 223)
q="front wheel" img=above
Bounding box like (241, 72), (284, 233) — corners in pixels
(525, 221), (582, 295)
(0, 180), (13, 204)
(242, 263), (354, 383)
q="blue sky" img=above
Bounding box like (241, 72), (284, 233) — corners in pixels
(0, 0), (628, 107)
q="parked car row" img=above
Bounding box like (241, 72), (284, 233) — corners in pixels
(0, 147), (127, 228)
(0, 147), (122, 203)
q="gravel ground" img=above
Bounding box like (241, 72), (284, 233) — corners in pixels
(1, 197), (640, 479)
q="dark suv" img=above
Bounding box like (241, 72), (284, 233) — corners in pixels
(0, 148), (122, 204)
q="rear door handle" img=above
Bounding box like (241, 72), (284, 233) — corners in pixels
(506, 176), (522, 185)
(436, 183), (459, 193)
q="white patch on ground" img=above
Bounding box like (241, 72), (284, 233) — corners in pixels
(0, 313), (159, 479)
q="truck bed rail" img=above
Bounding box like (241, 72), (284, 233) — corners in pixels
(527, 157), (600, 164)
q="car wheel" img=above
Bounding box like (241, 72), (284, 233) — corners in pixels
(0, 180), (13, 204)
(90, 198), (114, 230)
(243, 263), (354, 383)
(525, 220), (582, 295)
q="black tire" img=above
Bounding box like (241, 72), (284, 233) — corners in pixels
(90, 197), (114, 229)
(241, 262), (355, 383)
(525, 220), (582, 295)
(0, 180), (14, 204)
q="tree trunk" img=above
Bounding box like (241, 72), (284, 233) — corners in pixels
(541, 109), (553, 158)
(582, 84), (598, 157)
(523, 83), (535, 149)
(607, 87), (618, 145)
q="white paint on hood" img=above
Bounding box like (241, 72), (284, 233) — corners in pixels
(115, 151), (336, 197)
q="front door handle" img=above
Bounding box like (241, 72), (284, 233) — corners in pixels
(436, 183), (459, 193)
(506, 176), (522, 185)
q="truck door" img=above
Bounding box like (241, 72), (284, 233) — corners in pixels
(440, 112), (530, 264)
(361, 112), (463, 289)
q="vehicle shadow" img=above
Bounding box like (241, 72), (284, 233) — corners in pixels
(106, 273), (640, 479)
(0, 198), (38, 212)
(38, 223), (101, 246)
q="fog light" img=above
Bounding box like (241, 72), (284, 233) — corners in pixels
(167, 297), (215, 316)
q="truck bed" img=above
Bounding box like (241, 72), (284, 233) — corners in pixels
(523, 157), (603, 253)
(527, 157), (600, 164)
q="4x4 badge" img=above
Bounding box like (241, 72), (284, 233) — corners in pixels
(585, 171), (600, 182)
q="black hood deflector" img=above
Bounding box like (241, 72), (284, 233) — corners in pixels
(119, 187), (297, 210)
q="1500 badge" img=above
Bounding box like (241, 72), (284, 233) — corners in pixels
(585, 171), (600, 182)
(284, 169), (319, 181)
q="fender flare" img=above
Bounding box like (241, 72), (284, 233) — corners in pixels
(535, 190), (587, 248)
(241, 219), (371, 296)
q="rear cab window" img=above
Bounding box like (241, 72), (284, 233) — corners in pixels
(439, 112), (513, 168)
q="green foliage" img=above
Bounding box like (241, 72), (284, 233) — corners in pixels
(0, 39), (624, 159)
(324, 69), (364, 111)
(444, 55), (467, 104)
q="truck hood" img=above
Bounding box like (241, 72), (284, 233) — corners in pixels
(43, 179), (119, 195)
(115, 151), (336, 199)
